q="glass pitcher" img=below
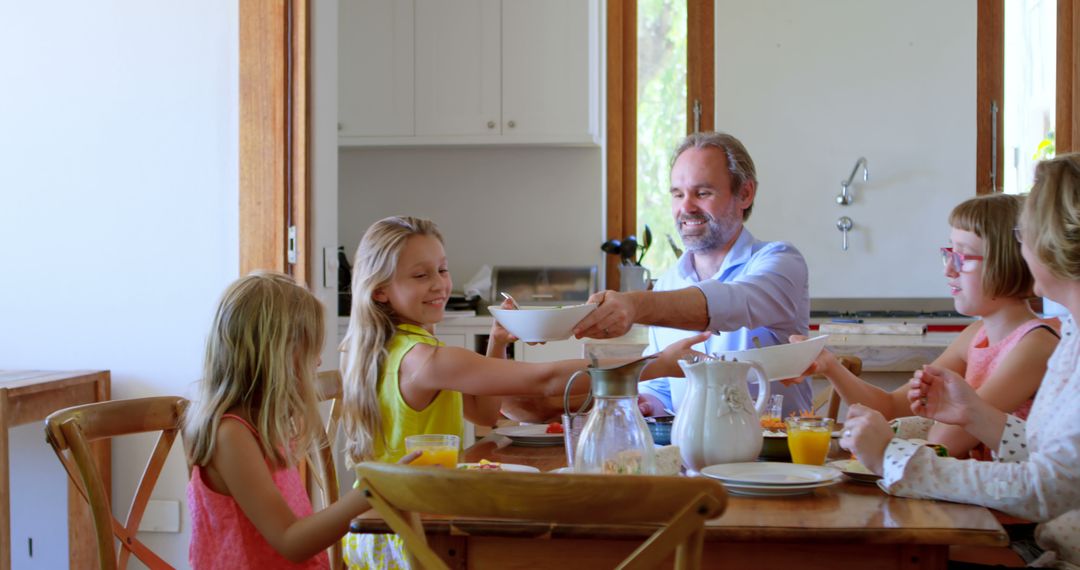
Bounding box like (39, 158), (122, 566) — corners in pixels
(566, 356), (656, 475)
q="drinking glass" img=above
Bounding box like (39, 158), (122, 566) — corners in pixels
(405, 434), (460, 468)
(785, 417), (834, 465)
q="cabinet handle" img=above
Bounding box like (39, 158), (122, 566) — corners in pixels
(337, 122), (343, 132)
(507, 120), (516, 129)
(487, 120), (496, 129)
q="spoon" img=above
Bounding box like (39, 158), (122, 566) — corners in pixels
(499, 291), (521, 310)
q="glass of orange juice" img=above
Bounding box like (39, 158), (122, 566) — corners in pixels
(405, 434), (460, 468)
(785, 417), (834, 465)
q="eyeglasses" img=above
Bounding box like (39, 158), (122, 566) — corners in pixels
(1013, 226), (1023, 244)
(940, 247), (984, 273)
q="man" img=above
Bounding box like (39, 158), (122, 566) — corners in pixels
(573, 131), (813, 418)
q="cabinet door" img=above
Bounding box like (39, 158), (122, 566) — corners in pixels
(339, 0), (414, 137)
(501, 0), (592, 141)
(415, 0), (501, 137)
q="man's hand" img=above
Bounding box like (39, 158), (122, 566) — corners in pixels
(638, 393), (665, 417)
(573, 290), (637, 339)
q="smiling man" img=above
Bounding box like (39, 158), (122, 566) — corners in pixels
(574, 132), (812, 418)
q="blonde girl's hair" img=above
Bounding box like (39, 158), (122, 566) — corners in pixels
(1020, 153), (1080, 281)
(948, 193), (1034, 299)
(184, 271), (326, 469)
(340, 216), (444, 466)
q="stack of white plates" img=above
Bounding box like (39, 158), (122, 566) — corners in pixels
(494, 425), (564, 447)
(700, 462), (843, 496)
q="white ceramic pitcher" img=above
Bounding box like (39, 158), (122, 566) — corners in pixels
(671, 358), (770, 472)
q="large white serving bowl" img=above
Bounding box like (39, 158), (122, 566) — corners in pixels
(716, 335), (830, 380)
(488, 303), (597, 342)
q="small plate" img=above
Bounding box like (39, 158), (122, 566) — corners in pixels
(723, 478), (841, 496)
(494, 425), (565, 447)
(701, 462), (841, 486)
(826, 459), (882, 483)
(457, 462), (540, 473)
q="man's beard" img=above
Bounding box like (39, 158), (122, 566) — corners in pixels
(678, 212), (739, 252)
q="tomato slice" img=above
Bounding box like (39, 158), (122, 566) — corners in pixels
(545, 422), (564, 434)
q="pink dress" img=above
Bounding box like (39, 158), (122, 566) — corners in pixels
(965, 317), (1059, 460)
(188, 414), (330, 569)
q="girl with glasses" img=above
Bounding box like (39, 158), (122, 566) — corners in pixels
(793, 193), (1059, 460)
(841, 153), (1080, 570)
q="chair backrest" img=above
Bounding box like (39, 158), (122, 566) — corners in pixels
(44, 396), (188, 570)
(310, 370), (344, 569)
(355, 462), (728, 570)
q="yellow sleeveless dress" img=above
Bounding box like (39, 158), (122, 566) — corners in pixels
(343, 324), (464, 569)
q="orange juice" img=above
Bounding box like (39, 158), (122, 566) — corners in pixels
(787, 429), (831, 465)
(410, 447), (458, 468)
(785, 417), (834, 465)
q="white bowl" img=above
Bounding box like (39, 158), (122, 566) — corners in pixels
(488, 303), (597, 342)
(716, 335), (830, 380)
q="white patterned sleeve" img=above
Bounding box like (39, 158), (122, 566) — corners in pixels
(878, 415), (1080, 522)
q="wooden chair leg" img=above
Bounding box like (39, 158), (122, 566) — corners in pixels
(618, 493), (715, 570)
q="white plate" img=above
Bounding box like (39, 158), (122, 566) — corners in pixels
(826, 459), (882, 484)
(700, 462), (842, 486)
(723, 478), (841, 496)
(494, 425), (565, 446)
(457, 462), (540, 473)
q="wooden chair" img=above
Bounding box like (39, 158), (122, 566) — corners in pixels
(44, 396), (188, 570)
(309, 369), (345, 570)
(810, 355), (862, 421)
(355, 462), (728, 570)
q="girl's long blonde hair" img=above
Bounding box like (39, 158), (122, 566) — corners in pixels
(185, 271), (326, 468)
(340, 216), (444, 466)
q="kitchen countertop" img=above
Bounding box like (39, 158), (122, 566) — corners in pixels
(585, 325), (960, 373)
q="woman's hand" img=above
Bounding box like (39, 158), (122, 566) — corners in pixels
(908, 365), (982, 427)
(779, 334), (835, 386)
(645, 332), (711, 379)
(838, 404), (893, 475)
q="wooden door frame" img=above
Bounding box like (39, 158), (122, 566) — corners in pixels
(606, 0), (713, 290)
(239, 0), (311, 285)
(977, 0), (1078, 193)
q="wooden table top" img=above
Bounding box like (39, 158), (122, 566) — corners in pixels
(352, 435), (1008, 547)
(0, 370), (107, 395)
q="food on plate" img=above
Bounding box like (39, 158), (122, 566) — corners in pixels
(458, 459), (503, 471)
(843, 458), (874, 475)
(545, 422), (565, 434)
(655, 445), (682, 476)
(760, 415), (785, 432)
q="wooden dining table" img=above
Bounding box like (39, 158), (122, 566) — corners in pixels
(351, 434), (1008, 570)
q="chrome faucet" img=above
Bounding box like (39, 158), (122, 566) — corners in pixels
(837, 157), (869, 205)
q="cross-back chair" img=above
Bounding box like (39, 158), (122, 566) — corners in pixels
(355, 462), (728, 570)
(310, 369), (345, 569)
(44, 396), (188, 570)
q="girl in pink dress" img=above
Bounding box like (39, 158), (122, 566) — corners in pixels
(797, 194), (1059, 458)
(184, 272), (415, 569)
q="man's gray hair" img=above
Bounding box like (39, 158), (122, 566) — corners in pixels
(671, 132), (757, 221)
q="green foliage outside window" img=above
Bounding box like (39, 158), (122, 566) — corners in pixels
(636, 0), (686, 277)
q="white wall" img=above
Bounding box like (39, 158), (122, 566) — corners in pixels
(717, 0), (977, 298)
(1, 2), (239, 567)
(338, 147), (605, 294)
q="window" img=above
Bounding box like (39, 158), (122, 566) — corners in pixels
(1003, 0), (1057, 194)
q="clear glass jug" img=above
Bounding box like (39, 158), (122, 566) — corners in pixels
(565, 356), (656, 475)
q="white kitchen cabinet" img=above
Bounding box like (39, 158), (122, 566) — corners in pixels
(338, 0), (414, 137)
(434, 333), (467, 349)
(519, 338), (586, 363)
(338, 0), (599, 146)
